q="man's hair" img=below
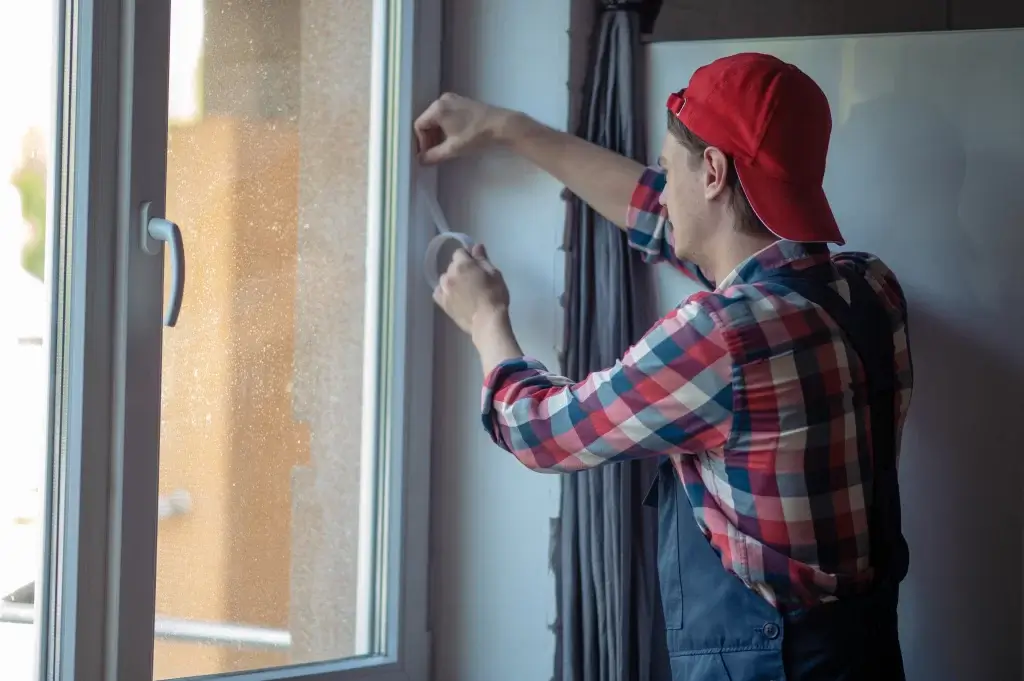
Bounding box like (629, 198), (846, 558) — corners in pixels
(666, 113), (770, 237)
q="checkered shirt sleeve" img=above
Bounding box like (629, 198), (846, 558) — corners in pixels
(480, 297), (732, 472)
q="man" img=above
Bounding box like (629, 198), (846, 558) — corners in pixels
(415, 53), (912, 681)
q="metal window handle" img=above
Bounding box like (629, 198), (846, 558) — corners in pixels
(140, 202), (185, 327)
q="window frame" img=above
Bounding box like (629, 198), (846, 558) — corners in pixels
(38, 0), (440, 679)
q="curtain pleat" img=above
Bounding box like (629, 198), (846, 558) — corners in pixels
(554, 5), (666, 681)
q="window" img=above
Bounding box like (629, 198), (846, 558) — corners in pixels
(23, 0), (439, 679)
(0, 1), (57, 679)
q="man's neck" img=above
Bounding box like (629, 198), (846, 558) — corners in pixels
(701, 233), (779, 288)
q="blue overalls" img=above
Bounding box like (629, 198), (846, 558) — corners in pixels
(644, 263), (911, 681)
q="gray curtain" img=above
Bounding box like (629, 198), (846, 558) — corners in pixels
(555, 4), (666, 681)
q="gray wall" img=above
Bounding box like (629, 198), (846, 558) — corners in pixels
(649, 31), (1024, 681)
(430, 0), (567, 679)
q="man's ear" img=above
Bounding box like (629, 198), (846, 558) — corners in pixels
(702, 147), (730, 201)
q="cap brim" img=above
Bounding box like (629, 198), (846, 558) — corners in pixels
(734, 160), (845, 246)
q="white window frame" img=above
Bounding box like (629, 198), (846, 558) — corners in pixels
(37, 0), (440, 679)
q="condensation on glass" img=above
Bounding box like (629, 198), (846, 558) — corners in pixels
(154, 0), (376, 677)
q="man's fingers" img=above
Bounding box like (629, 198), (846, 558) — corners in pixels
(414, 126), (428, 155)
(413, 99), (444, 133)
(414, 101), (441, 158)
(448, 245), (499, 279)
(433, 273), (450, 305)
(420, 137), (461, 165)
(474, 246), (498, 274)
(420, 145), (448, 165)
(414, 99), (455, 162)
(470, 243), (499, 274)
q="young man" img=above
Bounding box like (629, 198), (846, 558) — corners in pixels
(415, 53), (912, 681)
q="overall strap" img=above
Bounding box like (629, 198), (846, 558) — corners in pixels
(762, 265), (909, 587)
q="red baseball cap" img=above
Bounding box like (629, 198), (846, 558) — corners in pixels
(667, 53), (844, 245)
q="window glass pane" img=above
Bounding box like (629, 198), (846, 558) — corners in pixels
(0, 3), (56, 680)
(155, 0), (381, 677)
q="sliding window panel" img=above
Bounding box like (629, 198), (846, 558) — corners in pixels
(150, 0), (439, 679)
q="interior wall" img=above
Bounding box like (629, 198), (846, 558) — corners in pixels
(648, 31), (1024, 681)
(430, 0), (569, 679)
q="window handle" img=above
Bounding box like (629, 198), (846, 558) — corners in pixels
(140, 202), (186, 327)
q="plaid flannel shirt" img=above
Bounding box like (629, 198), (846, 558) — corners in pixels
(480, 167), (914, 610)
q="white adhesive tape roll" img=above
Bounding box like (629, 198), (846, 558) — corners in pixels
(424, 231), (475, 289)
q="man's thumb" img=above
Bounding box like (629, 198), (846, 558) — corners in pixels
(420, 138), (457, 165)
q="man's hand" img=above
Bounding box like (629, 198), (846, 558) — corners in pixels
(433, 244), (510, 334)
(434, 244), (525, 374)
(415, 95), (643, 230)
(414, 93), (515, 164)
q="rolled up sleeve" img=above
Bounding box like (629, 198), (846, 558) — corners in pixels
(480, 298), (733, 473)
(626, 166), (713, 289)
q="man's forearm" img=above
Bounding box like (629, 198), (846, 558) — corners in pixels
(471, 307), (524, 376)
(496, 113), (645, 230)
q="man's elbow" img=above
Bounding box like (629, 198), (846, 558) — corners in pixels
(508, 444), (593, 475)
